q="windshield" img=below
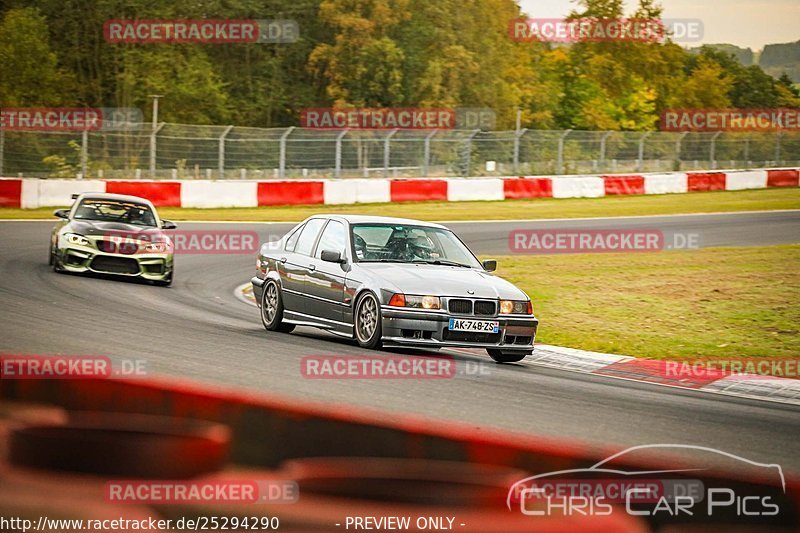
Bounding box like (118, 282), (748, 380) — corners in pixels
(351, 224), (481, 268)
(73, 199), (158, 227)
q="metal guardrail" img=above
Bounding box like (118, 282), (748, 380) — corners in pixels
(1, 125), (798, 179)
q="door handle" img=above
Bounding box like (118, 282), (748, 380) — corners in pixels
(280, 257), (287, 264)
(307, 264), (316, 271)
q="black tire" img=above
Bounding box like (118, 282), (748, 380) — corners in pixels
(354, 292), (382, 349)
(486, 349), (529, 363)
(260, 280), (295, 333)
(51, 248), (64, 273)
(48, 244), (54, 266)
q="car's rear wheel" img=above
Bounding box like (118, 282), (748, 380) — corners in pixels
(486, 349), (529, 363)
(261, 280), (295, 333)
(354, 292), (382, 349)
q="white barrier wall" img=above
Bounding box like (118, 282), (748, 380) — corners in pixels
(323, 179), (391, 205)
(643, 173), (689, 195)
(446, 178), (505, 202)
(181, 181), (258, 208)
(550, 177), (605, 198)
(725, 170), (768, 191)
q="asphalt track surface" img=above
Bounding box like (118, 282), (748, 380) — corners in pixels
(1, 211), (799, 472)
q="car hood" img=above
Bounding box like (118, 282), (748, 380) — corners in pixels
(358, 263), (527, 300)
(66, 220), (164, 239)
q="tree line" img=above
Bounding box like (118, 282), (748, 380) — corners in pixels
(1, 0), (798, 131)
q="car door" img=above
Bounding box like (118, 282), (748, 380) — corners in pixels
(306, 219), (349, 326)
(280, 218), (326, 316)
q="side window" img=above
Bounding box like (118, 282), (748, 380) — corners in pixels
(284, 225), (303, 252)
(293, 218), (326, 256)
(315, 220), (346, 258)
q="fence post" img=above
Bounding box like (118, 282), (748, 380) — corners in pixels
(334, 129), (348, 178)
(775, 131), (783, 165)
(637, 131), (652, 172)
(675, 132), (688, 170)
(149, 122), (165, 178)
(218, 125), (234, 179)
(80, 129), (88, 179)
(279, 126), (295, 179)
(513, 128), (527, 175)
(557, 129), (571, 175)
(383, 129), (398, 178)
(0, 129), (4, 177)
(743, 137), (750, 168)
(423, 129), (437, 177)
(461, 130), (480, 177)
(709, 131), (722, 170)
(599, 131), (612, 171)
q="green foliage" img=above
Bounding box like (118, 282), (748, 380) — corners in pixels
(0, 0), (795, 131)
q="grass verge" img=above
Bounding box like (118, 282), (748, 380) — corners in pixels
(1, 188), (798, 222)
(494, 244), (800, 360)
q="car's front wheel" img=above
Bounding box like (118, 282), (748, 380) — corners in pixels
(50, 246), (64, 273)
(354, 292), (382, 349)
(487, 349), (530, 363)
(260, 280), (295, 333)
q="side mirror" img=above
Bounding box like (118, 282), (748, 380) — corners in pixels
(320, 249), (344, 264)
(54, 209), (69, 219)
(482, 259), (497, 272)
(161, 220), (177, 230)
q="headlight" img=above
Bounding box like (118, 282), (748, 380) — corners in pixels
(65, 233), (90, 246)
(500, 300), (532, 315)
(388, 294), (441, 310)
(144, 242), (169, 253)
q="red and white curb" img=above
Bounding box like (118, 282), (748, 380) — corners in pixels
(522, 345), (800, 407)
(2, 168), (798, 209)
(235, 283), (799, 406)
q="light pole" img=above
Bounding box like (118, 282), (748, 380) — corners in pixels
(148, 95), (163, 178)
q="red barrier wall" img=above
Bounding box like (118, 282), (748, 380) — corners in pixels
(390, 179), (448, 202)
(603, 175), (645, 196)
(257, 181), (324, 206)
(503, 178), (553, 199)
(106, 181), (182, 207)
(767, 169), (800, 188)
(0, 179), (22, 208)
(688, 172), (726, 192)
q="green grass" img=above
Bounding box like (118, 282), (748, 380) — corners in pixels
(493, 245), (800, 360)
(2, 188), (798, 222)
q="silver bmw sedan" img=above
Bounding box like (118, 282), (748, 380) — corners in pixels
(252, 215), (538, 363)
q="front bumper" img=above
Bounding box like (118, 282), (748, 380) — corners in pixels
(380, 307), (538, 351)
(57, 246), (173, 281)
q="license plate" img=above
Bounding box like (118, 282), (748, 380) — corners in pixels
(448, 318), (499, 333)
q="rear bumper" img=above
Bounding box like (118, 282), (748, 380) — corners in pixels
(380, 307), (538, 351)
(57, 246), (173, 280)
